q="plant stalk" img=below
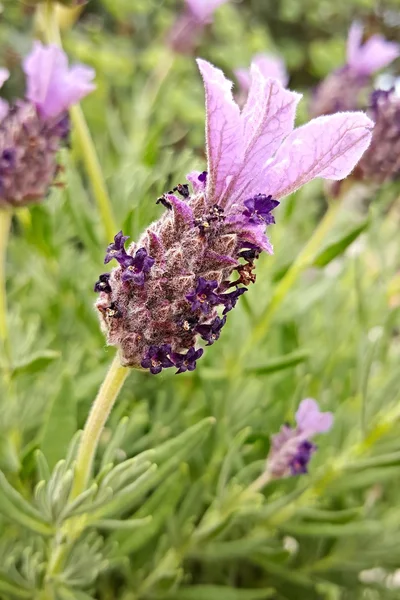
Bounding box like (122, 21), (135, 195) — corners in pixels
(70, 355), (129, 500)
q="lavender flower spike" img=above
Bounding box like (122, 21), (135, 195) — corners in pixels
(168, 0), (229, 54)
(23, 42), (95, 119)
(266, 399), (333, 478)
(311, 22), (399, 117)
(95, 59), (372, 373)
(0, 44), (95, 207)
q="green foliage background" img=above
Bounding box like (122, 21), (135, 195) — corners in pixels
(0, 0), (400, 598)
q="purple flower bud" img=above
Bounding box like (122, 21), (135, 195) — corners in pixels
(243, 194), (279, 226)
(171, 346), (204, 374)
(94, 273), (112, 293)
(141, 344), (174, 375)
(219, 287), (247, 315)
(265, 399), (333, 479)
(121, 248), (155, 287)
(195, 316), (226, 345)
(186, 278), (220, 314)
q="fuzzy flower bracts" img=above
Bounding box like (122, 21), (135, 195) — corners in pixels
(95, 59), (373, 374)
(0, 42), (95, 207)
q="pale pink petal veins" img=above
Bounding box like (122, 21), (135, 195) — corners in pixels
(295, 399), (333, 435)
(197, 59), (242, 204)
(264, 112), (374, 199)
(187, 0), (229, 22)
(224, 66), (301, 206)
(347, 22), (399, 75)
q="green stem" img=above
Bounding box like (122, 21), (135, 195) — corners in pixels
(240, 200), (341, 359)
(0, 208), (12, 363)
(70, 355), (129, 500)
(41, 1), (117, 242)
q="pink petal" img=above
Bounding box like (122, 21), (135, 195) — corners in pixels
(224, 66), (301, 206)
(23, 42), (95, 119)
(165, 193), (194, 227)
(0, 99), (8, 122)
(187, 0), (229, 22)
(347, 22), (399, 75)
(0, 68), (9, 89)
(234, 68), (251, 93)
(239, 226), (273, 254)
(265, 112), (374, 199)
(187, 170), (206, 193)
(197, 59), (242, 205)
(253, 53), (288, 87)
(295, 399), (333, 435)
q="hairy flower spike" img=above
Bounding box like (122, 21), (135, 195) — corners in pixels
(265, 399), (333, 479)
(0, 43), (94, 207)
(95, 59), (373, 372)
(311, 23), (399, 117)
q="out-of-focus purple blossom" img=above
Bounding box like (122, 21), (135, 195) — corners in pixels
(265, 399), (333, 479)
(95, 59), (373, 372)
(311, 23), (399, 117)
(358, 88), (400, 183)
(121, 248), (155, 286)
(168, 0), (229, 54)
(23, 42), (95, 119)
(186, 278), (220, 314)
(141, 345), (174, 375)
(196, 316), (226, 345)
(235, 53), (288, 97)
(171, 346), (204, 373)
(0, 44), (94, 207)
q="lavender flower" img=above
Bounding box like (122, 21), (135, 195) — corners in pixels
(95, 59), (373, 373)
(266, 399), (333, 478)
(0, 69), (9, 122)
(358, 88), (400, 183)
(141, 345), (174, 375)
(235, 53), (288, 98)
(311, 22), (399, 117)
(94, 273), (112, 293)
(171, 346), (204, 373)
(196, 316), (226, 345)
(121, 248), (155, 286)
(168, 0), (229, 54)
(0, 43), (95, 207)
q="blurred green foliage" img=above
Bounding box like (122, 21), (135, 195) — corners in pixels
(0, 0), (399, 599)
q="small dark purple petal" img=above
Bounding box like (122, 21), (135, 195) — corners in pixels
(121, 247), (155, 286)
(196, 316), (226, 345)
(141, 344), (174, 375)
(186, 278), (220, 314)
(104, 231), (130, 265)
(289, 440), (316, 475)
(198, 171), (207, 182)
(94, 273), (112, 293)
(171, 346), (204, 374)
(243, 194), (279, 226)
(219, 287), (247, 315)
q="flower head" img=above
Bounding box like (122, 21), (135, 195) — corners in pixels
(0, 44), (94, 207)
(266, 399), (333, 478)
(311, 23), (399, 117)
(95, 59), (372, 373)
(23, 42), (95, 119)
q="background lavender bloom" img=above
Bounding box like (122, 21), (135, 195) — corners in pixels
(266, 398), (333, 478)
(168, 0), (229, 54)
(0, 68), (9, 122)
(0, 43), (95, 207)
(95, 59), (372, 372)
(358, 89), (400, 183)
(235, 53), (288, 100)
(310, 23), (399, 117)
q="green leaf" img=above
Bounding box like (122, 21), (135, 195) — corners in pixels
(245, 350), (309, 376)
(166, 586), (275, 599)
(0, 573), (31, 599)
(40, 375), (77, 469)
(10, 350), (60, 378)
(281, 520), (381, 537)
(93, 516), (152, 530)
(312, 218), (369, 268)
(0, 472), (53, 535)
